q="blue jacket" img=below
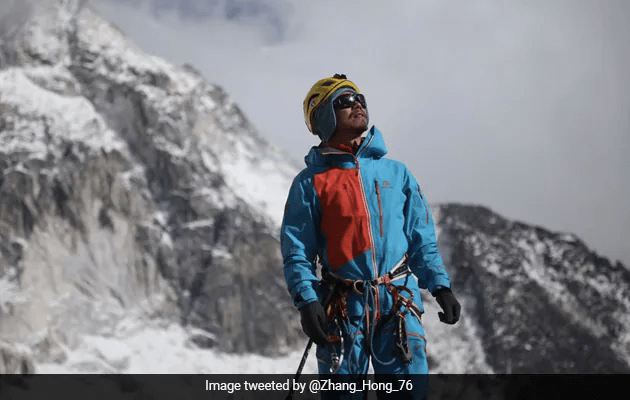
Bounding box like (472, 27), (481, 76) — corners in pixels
(281, 126), (451, 319)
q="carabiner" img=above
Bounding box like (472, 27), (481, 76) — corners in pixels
(329, 320), (345, 373)
(395, 314), (413, 365)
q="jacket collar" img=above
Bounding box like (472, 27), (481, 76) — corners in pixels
(305, 126), (387, 168)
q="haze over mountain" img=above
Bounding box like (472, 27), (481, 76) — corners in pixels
(92, 0), (630, 271)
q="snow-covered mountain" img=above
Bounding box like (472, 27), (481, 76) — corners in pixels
(433, 204), (630, 373)
(0, 0), (302, 366)
(1, 0), (628, 379)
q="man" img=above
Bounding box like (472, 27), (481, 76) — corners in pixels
(281, 74), (461, 397)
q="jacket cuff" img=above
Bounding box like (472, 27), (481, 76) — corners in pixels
(429, 276), (451, 296)
(294, 286), (319, 310)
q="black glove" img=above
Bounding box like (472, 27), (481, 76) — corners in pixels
(299, 301), (330, 346)
(434, 287), (461, 324)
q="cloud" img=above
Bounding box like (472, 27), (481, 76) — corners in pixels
(91, 0), (630, 266)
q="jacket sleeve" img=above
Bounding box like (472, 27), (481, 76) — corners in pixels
(402, 168), (451, 294)
(280, 175), (321, 310)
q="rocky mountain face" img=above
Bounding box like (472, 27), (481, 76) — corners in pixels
(1, 0), (628, 376)
(0, 0), (301, 362)
(433, 203), (630, 373)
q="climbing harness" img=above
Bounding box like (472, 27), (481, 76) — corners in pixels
(321, 255), (423, 373)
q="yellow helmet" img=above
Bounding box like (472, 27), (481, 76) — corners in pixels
(303, 74), (361, 135)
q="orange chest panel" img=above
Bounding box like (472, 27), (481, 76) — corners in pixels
(313, 167), (372, 271)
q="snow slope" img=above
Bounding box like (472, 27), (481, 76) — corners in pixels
(36, 314), (319, 374)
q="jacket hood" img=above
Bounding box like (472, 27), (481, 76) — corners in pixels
(304, 125), (388, 168)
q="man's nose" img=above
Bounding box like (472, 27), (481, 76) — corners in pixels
(352, 101), (364, 110)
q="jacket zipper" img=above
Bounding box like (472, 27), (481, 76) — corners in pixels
(355, 135), (377, 280)
(354, 135), (380, 320)
(375, 181), (383, 237)
(354, 159), (380, 320)
(352, 156), (376, 280)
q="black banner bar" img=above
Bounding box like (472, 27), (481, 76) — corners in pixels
(0, 374), (623, 400)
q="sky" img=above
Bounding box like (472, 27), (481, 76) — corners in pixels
(90, 0), (629, 267)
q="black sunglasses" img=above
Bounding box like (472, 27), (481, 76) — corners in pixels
(333, 93), (367, 110)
